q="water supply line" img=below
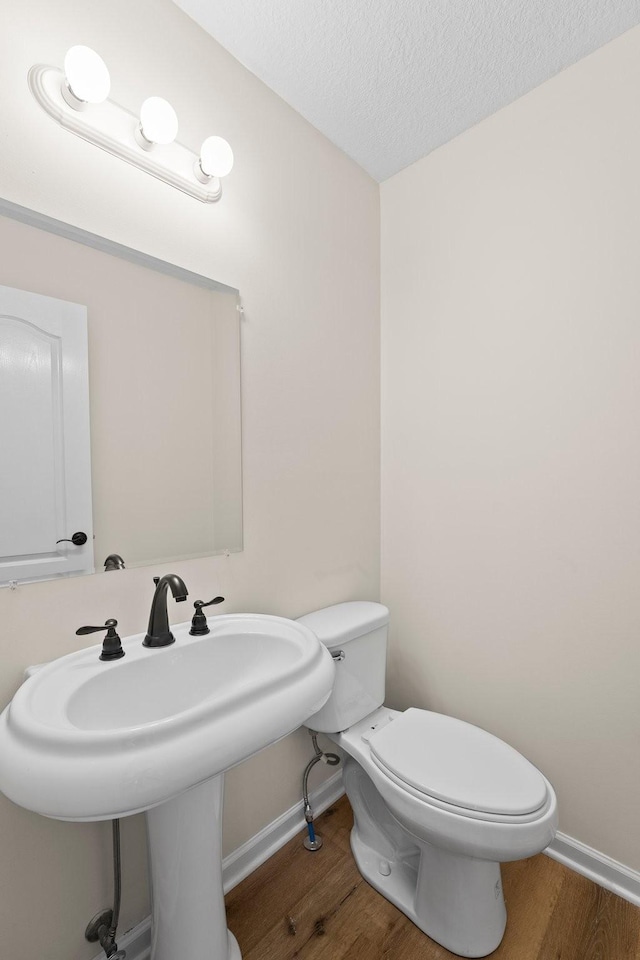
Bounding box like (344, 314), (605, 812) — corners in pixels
(108, 819), (122, 953)
(85, 818), (126, 959)
(302, 730), (340, 851)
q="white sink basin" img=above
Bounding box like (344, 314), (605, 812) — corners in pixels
(0, 613), (335, 821)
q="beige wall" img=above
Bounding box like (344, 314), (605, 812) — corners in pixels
(0, 2), (380, 958)
(381, 26), (640, 871)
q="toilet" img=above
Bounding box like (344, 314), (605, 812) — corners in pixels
(298, 601), (558, 959)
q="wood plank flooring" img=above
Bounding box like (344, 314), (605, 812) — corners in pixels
(225, 796), (640, 960)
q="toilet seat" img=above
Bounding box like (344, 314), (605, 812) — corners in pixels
(334, 707), (558, 861)
(368, 708), (549, 824)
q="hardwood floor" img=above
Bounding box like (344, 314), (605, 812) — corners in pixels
(225, 796), (640, 959)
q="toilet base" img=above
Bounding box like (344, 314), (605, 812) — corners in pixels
(344, 758), (507, 958)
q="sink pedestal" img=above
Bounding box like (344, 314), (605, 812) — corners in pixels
(146, 775), (241, 960)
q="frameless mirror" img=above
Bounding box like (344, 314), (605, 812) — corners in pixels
(0, 199), (242, 585)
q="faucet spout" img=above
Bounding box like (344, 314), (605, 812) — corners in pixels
(143, 574), (189, 648)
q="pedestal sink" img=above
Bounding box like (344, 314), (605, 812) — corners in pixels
(0, 614), (335, 960)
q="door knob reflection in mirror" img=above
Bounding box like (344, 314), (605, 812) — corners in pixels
(56, 532), (88, 546)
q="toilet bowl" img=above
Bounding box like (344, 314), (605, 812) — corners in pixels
(298, 602), (558, 959)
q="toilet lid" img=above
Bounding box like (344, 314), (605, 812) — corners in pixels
(369, 708), (548, 817)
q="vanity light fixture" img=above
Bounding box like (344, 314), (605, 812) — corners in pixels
(28, 46), (234, 203)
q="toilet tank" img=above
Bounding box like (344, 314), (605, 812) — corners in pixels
(297, 601), (389, 733)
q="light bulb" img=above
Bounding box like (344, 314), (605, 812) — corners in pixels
(62, 45), (110, 109)
(195, 136), (234, 183)
(137, 97), (179, 148)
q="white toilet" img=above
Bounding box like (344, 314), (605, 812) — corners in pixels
(298, 601), (558, 959)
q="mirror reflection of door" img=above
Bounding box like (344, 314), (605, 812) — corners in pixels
(0, 284), (93, 584)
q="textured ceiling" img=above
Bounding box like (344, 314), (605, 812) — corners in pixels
(173, 0), (640, 182)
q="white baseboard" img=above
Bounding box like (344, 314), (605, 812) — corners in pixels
(95, 771), (345, 960)
(545, 831), (640, 907)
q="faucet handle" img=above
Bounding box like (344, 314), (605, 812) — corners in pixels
(76, 619), (125, 662)
(189, 597), (225, 636)
(76, 619), (118, 635)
